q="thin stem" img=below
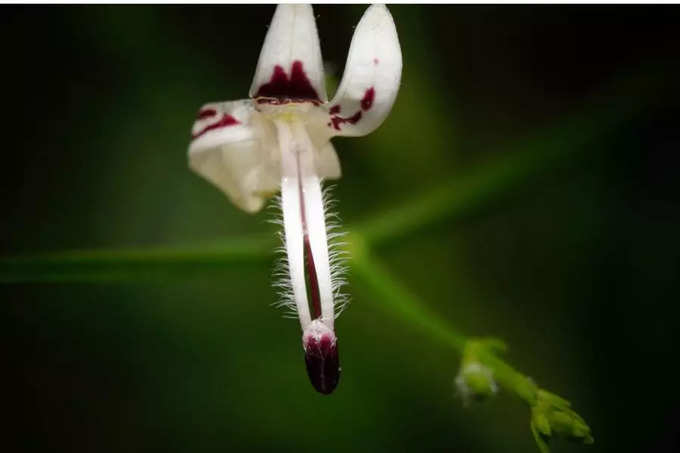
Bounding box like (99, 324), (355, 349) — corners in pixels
(349, 236), (466, 350)
(349, 238), (597, 453)
(0, 235), (275, 283)
(349, 236), (538, 406)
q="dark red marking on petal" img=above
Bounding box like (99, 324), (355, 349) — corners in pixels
(329, 110), (362, 131)
(257, 65), (288, 97)
(196, 108), (217, 120)
(254, 60), (320, 102)
(191, 114), (240, 140)
(330, 116), (343, 131)
(295, 151), (322, 320)
(304, 236), (322, 320)
(361, 87), (375, 111)
(304, 334), (340, 395)
(347, 110), (362, 123)
(329, 105), (341, 115)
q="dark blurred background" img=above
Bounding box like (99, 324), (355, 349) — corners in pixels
(1, 5), (679, 452)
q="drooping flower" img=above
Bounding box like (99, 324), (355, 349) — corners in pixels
(188, 4), (402, 394)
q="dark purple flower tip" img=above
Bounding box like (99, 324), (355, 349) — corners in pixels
(304, 333), (340, 395)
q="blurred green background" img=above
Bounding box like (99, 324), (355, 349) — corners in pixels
(1, 5), (679, 452)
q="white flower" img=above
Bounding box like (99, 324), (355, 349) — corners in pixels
(188, 4), (402, 394)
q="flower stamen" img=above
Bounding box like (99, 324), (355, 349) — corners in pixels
(275, 117), (341, 394)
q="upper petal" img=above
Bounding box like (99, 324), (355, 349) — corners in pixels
(326, 5), (402, 137)
(188, 100), (279, 213)
(249, 5), (327, 103)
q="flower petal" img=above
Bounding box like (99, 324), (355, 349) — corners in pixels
(326, 5), (402, 136)
(315, 142), (341, 180)
(188, 100), (279, 213)
(249, 5), (327, 103)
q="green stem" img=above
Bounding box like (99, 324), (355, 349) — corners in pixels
(0, 235), (275, 283)
(349, 234), (537, 405)
(349, 234), (466, 350)
(349, 235), (594, 452)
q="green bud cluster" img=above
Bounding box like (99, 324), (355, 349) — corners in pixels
(530, 389), (594, 453)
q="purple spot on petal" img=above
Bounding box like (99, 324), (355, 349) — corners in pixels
(373, 58), (379, 65)
(254, 60), (320, 102)
(361, 87), (375, 111)
(304, 334), (340, 395)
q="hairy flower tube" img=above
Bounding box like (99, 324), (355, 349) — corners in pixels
(188, 4), (402, 394)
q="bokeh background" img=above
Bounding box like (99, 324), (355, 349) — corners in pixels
(2, 5), (679, 452)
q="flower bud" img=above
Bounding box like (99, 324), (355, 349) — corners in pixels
(530, 389), (594, 452)
(455, 362), (497, 403)
(454, 338), (505, 403)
